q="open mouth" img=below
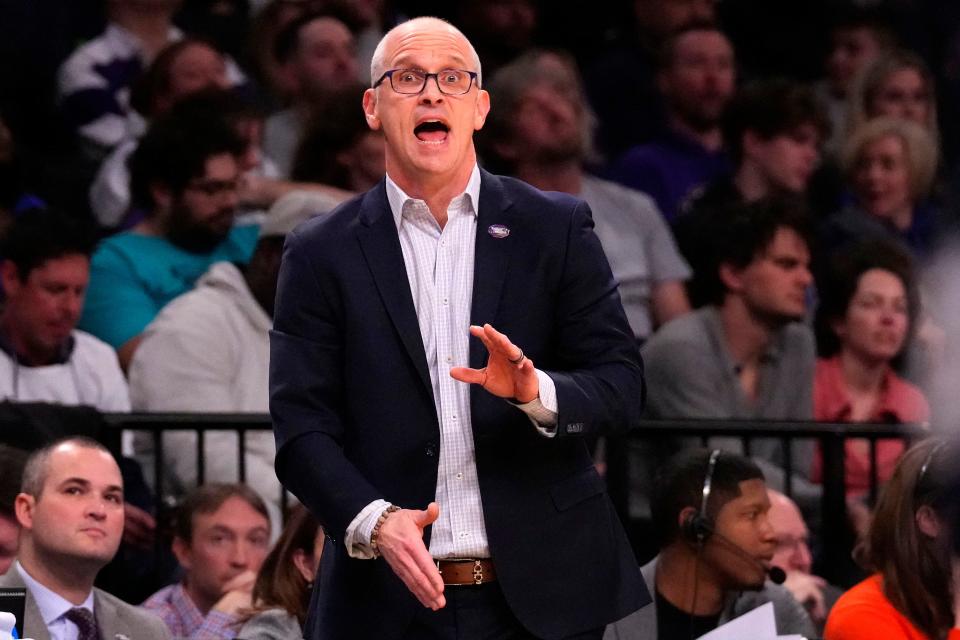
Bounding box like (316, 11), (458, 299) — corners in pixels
(414, 120), (450, 143)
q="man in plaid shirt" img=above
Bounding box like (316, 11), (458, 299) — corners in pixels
(142, 484), (271, 639)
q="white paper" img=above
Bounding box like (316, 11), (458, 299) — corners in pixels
(696, 602), (778, 640)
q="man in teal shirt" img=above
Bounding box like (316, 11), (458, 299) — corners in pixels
(79, 98), (258, 369)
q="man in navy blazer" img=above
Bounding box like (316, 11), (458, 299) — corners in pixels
(269, 16), (649, 640)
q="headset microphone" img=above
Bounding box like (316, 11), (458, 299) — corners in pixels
(687, 515), (787, 585)
(768, 565), (787, 585)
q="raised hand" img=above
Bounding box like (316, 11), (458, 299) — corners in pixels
(377, 502), (446, 610)
(449, 324), (538, 403)
(783, 571), (828, 625)
(212, 570), (258, 615)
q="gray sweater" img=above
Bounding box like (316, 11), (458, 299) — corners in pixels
(237, 608), (303, 640)
(604, 557), (816, 640)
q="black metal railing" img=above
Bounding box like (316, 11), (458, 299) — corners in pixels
(103, 412), (291, 514)
(99, 413), (929, 585)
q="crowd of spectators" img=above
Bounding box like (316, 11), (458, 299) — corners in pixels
(2, 0), (960, 638)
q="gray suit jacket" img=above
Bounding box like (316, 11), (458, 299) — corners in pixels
(0, 567), (171, 640)
(236, 608), (302, 640)
(604, 557), (816, 639)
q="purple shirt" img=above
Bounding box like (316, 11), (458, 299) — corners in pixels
(608, 128), (731, 222)
(141, 583), (238, 640)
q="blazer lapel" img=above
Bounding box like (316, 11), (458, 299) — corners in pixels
(93, 590), (123, 640)
(23, 594), (47, 640)
(356, 182), (433, 396)
(469, 170), (515, 369)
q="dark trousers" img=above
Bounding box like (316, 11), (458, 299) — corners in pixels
(403, 581), (604, 640)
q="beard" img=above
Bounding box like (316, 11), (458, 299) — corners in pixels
(671, 95), (727, 133)
(530, 134), (585, 166)
(166, 203), (233, 254)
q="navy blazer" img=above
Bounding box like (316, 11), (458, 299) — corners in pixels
(269, 170), (649, 639)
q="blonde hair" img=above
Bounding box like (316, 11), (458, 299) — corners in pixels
(841, 116), (938, 201)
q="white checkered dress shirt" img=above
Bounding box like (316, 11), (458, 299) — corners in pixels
(346, 166), (557, 559)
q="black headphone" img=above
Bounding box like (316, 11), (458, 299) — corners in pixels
(682, 449), (722, 545)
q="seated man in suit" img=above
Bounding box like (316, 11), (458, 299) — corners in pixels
(605, 448), (816, 639)
(0, 437), (170, 640)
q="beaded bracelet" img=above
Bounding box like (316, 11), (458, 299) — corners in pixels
(370, 505), (401, 558)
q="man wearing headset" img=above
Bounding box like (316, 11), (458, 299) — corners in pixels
(605, 448), (816, 640)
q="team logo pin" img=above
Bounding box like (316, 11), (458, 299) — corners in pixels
(487, 224), (510, 239)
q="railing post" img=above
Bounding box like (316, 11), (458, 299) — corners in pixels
(782, 437), (794, 498)
(196, 429), (205, 485)
(820, 429), (847, 585)
(238, 427), (247, 483)
(153, 428), (165, 587)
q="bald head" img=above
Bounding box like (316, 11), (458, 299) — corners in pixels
(15, 438), (125, 581)
(767, 489), (812, 573)
(370, 17), (482, 88)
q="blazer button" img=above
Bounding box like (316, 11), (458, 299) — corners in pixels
(425, 443), (437, 457)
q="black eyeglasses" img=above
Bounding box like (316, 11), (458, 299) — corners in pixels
(373, 68), (478, 95)
(185, 178), (240, 198)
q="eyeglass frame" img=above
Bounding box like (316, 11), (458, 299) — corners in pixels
(372, 68), (479, 95)
(184, 177), (242, 198)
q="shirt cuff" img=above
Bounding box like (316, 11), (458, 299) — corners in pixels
(510, 369), (558, 437)
(344, 499), (392, 559)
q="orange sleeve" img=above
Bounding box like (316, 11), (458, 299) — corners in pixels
(824, 600), (922, 640)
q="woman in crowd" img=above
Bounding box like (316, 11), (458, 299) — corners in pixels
(238, 505), (324, 640)
(819, 116), (939, 261)
(824, 438), (960, 639)
(847, 50), (939, 139)
(809, 49), (938, 221)
(812, 240), (929, 496)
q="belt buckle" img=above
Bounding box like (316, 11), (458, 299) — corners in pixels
(473, 559), (483, 585)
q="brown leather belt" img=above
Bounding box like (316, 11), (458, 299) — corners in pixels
(436, 559), (497, 586)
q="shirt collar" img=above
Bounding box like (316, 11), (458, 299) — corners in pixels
(385, 164), (481, 230)
(704, 306), (785, 376)
(0, 331), (76, 366)
(817, 355), (913, 422)
(16, 561), (95, 625)
(661, 126), (723, 157)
